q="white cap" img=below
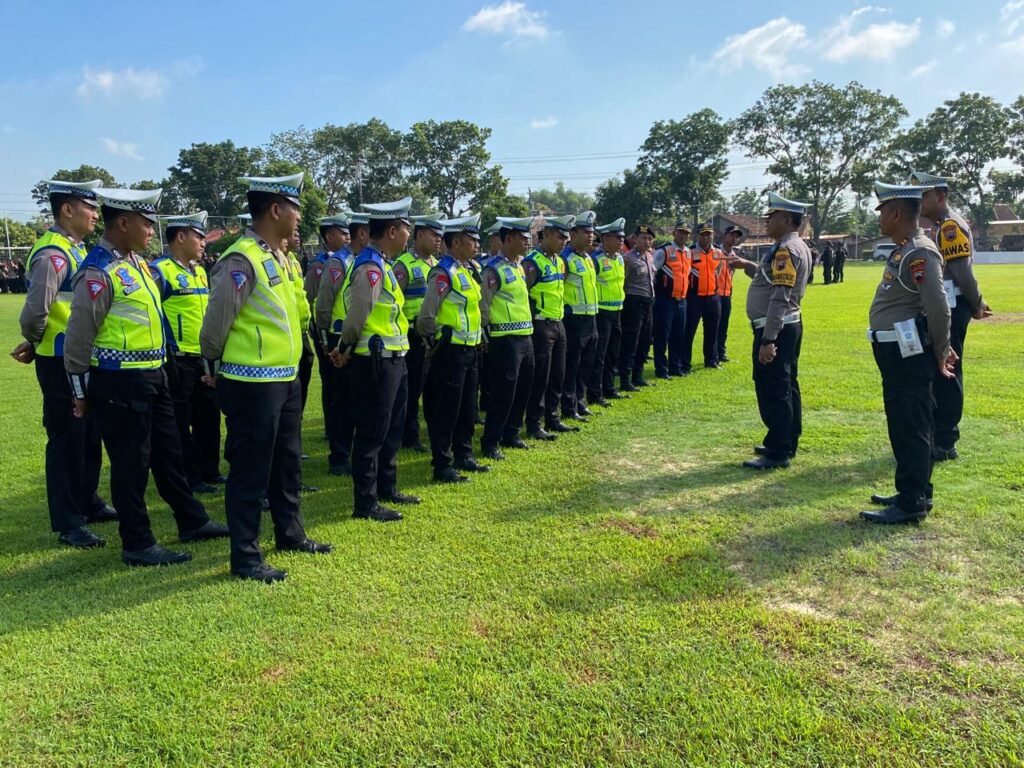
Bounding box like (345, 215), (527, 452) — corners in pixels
(97, 188), (163, 222)
(45, 179), (101, 207)
(360, 196), (413, 223)
(239, 172), (304, 206)
(163, 211), (208, 234)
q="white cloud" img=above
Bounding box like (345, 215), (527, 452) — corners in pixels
(1001, 2), (1024, 49)
(712, 17), (809, 81)
(77, 66), (167, 100)
(101, 137), (144, 161)
(529, 116), (558, 129)
(821, 7), (921, 63)
(909, 60), (937, 78)
(462, 2), (549, 40)
(936, 19), (955, 39)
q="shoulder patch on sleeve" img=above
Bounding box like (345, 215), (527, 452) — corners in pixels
(939, 223), (972, 262)
(771, 247), (797, 288)
(909, 257), (927, 284)
(230, 271), (248, 292)
(329, 267), (344, 285)
(86, 279), (105, 300)
(49, 254), (68, 274)
(367, 268), (381, 287)
(436, 273), (451, 294)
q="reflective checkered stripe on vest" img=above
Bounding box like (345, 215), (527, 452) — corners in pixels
(151, 257), (209, 354)
(434, 256), (482, 345)
(562, 248), (598, 315)
(341, 250), (410, 356)
(89, 249), (165, 370)
(26, 229), (86, 357)
(525, 250), (565, 321)
(395, 251), (434, 320)
(219, 238), (301, 382)
(485, 257), (532, 337)
(286, 254), (311, 328)
(592, 249), (626, 311)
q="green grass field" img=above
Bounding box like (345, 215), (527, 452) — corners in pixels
(0, 262), (1022, 767)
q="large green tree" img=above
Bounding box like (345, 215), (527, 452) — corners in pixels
(31, 164), (117, 210)
(636, 109), (731, 230)
(734, 81), (906, 240)
(726, 188), (762, 217)
(529, 182), (595, 215)
(167, 141), (265, 218)
(404, 120), (500, 218)
(268, 119), (408, 212)
(594, 169), (662, 234)
(888, 93), (1010, 247)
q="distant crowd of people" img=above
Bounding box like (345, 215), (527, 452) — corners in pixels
(0, 259), (27, 293)
(808, 241), (847, 284)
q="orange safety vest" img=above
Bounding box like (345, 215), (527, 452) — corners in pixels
(717, 260), (734, 297)
(690, 247), (722, 297)
(656, 244), (690, 300)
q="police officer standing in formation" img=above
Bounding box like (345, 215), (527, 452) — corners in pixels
(832, 241), (846, 283)
(716, 225), (742, 363)
(682, 224), (724, 371)
(12, 179), (116, 548)
(315, 211), (371, 476)
(862, 182), (956, 525)
(523, 215), (574, 440)
(65, 188), (229, 566)
(478, 216), (536, 460)
(588, 218), (627, 405)
(618, 225), (656, 392)
(330, 197), (421, 521)
(728, 192), (811, 470)
(416, 214), (490, 483)
(651, 221), (691, 379)
(306, 215), (350, 441)
(485, 222), (503, 260)
(910, 171), (992, 463)
(200, 174), (331, 582)
(560, 211), (599, 421)
(150, 211), (224, 494)
(284, 227), (316, 421)
(394, 214), (443, 453)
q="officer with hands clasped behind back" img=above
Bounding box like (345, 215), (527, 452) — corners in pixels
(64, 188), (229, 567)
(12, 178), (116, 549)
(200, 173), (331, 583)
(727, 192), (811, 470)
(307, 215), (349, 443)
(861, 181), (956, 525)
(588, 217), (628, 404)
(331, 197), (422, 522)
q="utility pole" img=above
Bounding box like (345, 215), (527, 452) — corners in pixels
(3, 212), (10, 255)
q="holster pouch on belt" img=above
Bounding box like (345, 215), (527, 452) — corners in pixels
(369, 334), (384, 382)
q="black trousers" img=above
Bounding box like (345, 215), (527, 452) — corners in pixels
(527, 319), (566, 431)
(873, 341), (936, 512)
(483, 334), (535, 449)
(167, 354), (221, 487)
(34, 355), (104, 533)
(562, 311), (597, 415)
(933, 301), (971, 450)
(652, 294), (687, 376)
(833, 258), (845, 282)
(752, 323), (803, 460)
(312, 331), (334, 439)
(823, 259), (833, 284)
(91, 368), (209, 552)
(403, 330), (428, 446)
(478, 345), (490, 414)
(717, 295), (732, 360)
(683, 293), (722, 369)
(619, 294), (653, 385)
(424, 343), (478, 473)
(298, 337), (315, 414)
(590, 309), (622, 397)
(328, 357), (355, 468)
(349, 355), (407, 512)
(218, 377), (307, 570)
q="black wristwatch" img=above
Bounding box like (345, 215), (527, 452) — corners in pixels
(760, 338), (776, 346)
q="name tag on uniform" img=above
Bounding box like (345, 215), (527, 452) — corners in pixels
(502, 266), (516, 282)
(458, 272), (470, 290)
(262, 258), (282, 286)
(574, 258), (586, 271)
(412, 267), (423, 279)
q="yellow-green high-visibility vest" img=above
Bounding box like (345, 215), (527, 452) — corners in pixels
(341, 247), (410, 356)
(483, 255), (532, 337)
(219, 237), (301, 381)
(25, 228), (87, 357)
(561, 246), (598, 315)
(524, 249), (565, 321)
(86, 246), (165, 370)
(432, 256), (482, 345)
(395, 250), (435, 320)
(592, 248), (626, 311)
(151, 256), (209, 354)
(286, 252), (311, 329)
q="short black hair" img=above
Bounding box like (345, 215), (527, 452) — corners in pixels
(369, 218), (393, 239)
(893, 197), (921, 219)
(348, 222), (368, 240)
(165, 226), (188, 242)
(101, 205), (128, 229)
(248, 191), (295, 220)
(790, 212), (803, 228)
(49, 193), (77, 219)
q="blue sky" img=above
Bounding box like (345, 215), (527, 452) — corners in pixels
(0, 0), (1020, 219)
